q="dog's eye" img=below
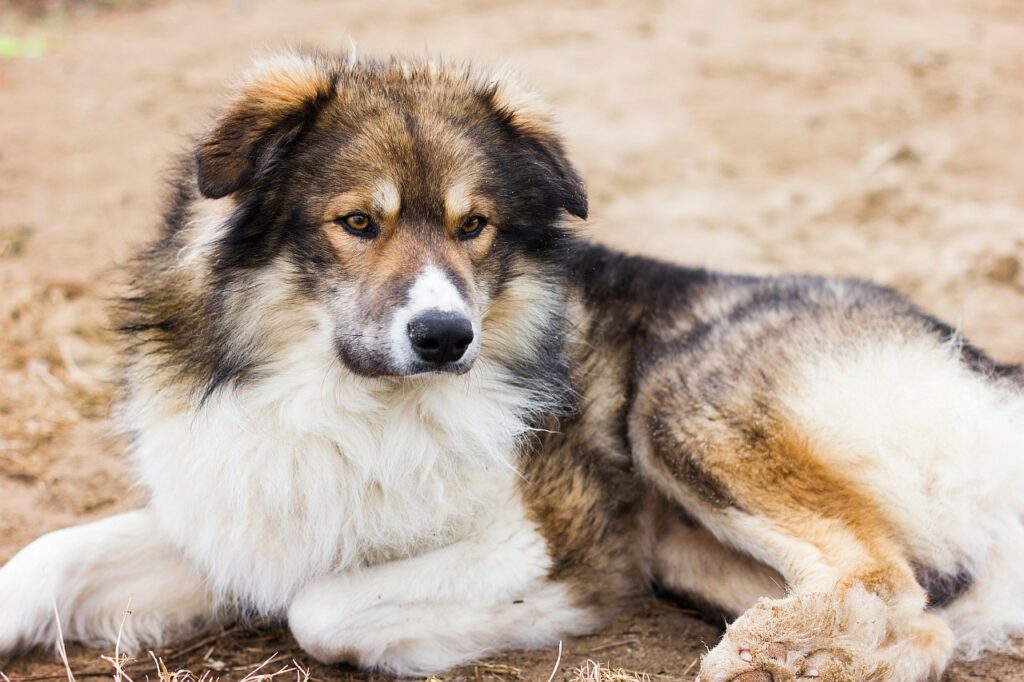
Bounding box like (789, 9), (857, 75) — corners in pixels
(459, 216), (487, 239)
(336, 213), (375, 237)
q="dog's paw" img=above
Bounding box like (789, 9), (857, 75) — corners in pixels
(0, 616), (20, 656)
(696, 588), (891, 682)
(697, 641), (859, 682)
(0, 591), (49, 657)
(0, 541), (62, 656)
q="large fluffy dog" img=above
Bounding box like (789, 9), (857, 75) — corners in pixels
(2, 50), (1023, 681)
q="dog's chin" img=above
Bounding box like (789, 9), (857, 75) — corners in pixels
(401, 359), (476, 377)
(334, 348), (478, 380)
(388, 343), (481, 378)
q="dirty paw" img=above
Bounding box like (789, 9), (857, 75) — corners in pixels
(696, 589), (890, 682)
(698, 640), (850, 682)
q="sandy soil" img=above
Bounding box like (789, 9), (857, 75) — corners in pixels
(1, 0), (1023, 679)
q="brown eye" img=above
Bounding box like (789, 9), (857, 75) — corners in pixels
(336, 213), (375, 237)
(460, 215), (487, 239)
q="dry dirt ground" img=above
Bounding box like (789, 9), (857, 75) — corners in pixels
(1, 0), (1023, 680)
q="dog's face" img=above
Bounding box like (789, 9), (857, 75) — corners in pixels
(193, 52), (586, 377)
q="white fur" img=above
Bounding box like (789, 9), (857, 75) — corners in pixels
(372, 179), (401, 218)
(130, 313), (540, 614)
(288, 489), (594, 673)
(408, 265), (469, 315)
(175, 196), (235, 270)
(779, 335), (1024, 655)
(0, 511), (222, 655)
(444, 180), (474, 221)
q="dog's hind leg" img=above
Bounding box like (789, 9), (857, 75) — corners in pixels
(629, 361), (973, 681)
(287, 491), (597, 675)
(637, 426), (953, 680)
(0, 510), (224, 657)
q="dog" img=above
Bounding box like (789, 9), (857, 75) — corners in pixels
(2, 49), (1023, 681)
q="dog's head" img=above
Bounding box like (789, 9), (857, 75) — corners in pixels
(186, 50), (586, 378)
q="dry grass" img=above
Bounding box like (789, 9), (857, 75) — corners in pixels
(0, 609), (666, 682)
(4, 649), (667, 682)
(3, 647), (311, 682)
(145, 654), (310, 682)
(567, 661), (653, 682)
(1, 603), (311, 682)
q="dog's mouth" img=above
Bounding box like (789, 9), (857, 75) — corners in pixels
(332, 322), (481, 379)
(402, 360), (476, 377)
(343, 355), (479, 380)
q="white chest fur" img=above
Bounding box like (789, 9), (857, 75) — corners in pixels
(124, 336), (541, 614)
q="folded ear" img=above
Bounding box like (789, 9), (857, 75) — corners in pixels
(195, 50), (338, 199)
(485, 75), (588, 220)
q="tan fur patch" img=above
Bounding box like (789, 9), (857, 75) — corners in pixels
(323, 191), (373, 219)
(488, 72), (559, 141)
(480, 268), (558, 358)
(444, 179), (476, 224)
(744, 423), (920, 601)
(439, 177), (495, 263)
(196, 50), (336, 198)
(372, 180), (401, 219)
(238, 51), (336, 117)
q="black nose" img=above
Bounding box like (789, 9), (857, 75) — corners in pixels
(407, 310), (474, 364)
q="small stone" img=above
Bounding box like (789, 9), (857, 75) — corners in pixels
(739, 649), (753, 662)
(0, 224), (33, 258)
(986, 254), (1020, 284)
(860, 141), (920, 175)
(805, 668), (820, 678)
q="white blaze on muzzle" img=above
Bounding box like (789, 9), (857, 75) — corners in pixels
(407, 265), (469, 314)
(389, 265), (479, 371)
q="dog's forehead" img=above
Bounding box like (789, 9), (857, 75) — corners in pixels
(309, 91), (496, 214)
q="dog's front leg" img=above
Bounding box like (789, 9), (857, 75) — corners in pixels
(0, 510), (225, 658)
(287, 492), (596, 676)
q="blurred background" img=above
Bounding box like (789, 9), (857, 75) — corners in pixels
(1, 1), (1022, 679)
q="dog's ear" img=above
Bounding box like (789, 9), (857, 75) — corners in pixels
(485, 76), (588, 220)
(195, 50), (337, 199)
